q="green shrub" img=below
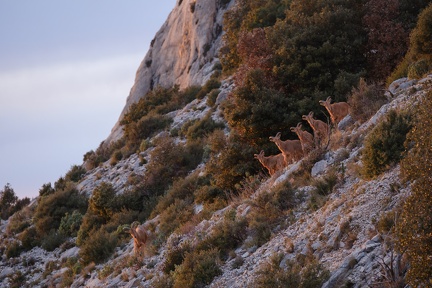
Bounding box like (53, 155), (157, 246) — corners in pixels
(152, 171), (202, 217)
(182, 113), (225, 141)
(143, 134), (203, 198)
(407, 58), (431, 79)
(406, 3), (432, 60)
(181, 85), (202, 103)
(0, 183), (18, 220)
(387, 59), (411, 85)
(253, 254), (301, 288)
(79, 228), (118, 265)
(172, 248), (222, 288)
(300, 261), (331, 288)
(247, 215), (272, 248)
(388, 2), (432, 83)
(361, 110), (412, 179)
(116, 187), (147, 215)
(104, 209), (140, 235)
(120, 86), (178, 125)
(8, 271), (26, 288)
(84, 139), (125, 170)
(252, 254), (329, 288)
(65, 165), (86, 182)
(123, 113), (173, 152)
(6, 207), (32, 236)
(163, 242), (192, 274)
(97, 264), (114, 280)
(312, 171), (338, 196)
(223, 68), (293, 145)
(39, 182), (55, 197)
(139, 139), (151, 152)
(194, 185), (225, 206)
(158, 199), (194, 240)
(196, 78), (221, 99)
(376, 211), (396, 234)
(41, 230), (66, 252)
(19, 226), (41, 251)
(5, 241), (24, 259)
(88, 182), (118, 220)
(206, 89), (220, 107)
(348, 78), (388, 123)
(136, 113), (172, 139)
(58, 210), (84, 237)
(76, 212), (105, 246)
(152, 274), (174, 288)
(205, 132), (260, 193)
(308, 189), (329, 211)
(110, 150), (123, 166)
(34, 184), (88, 237)
(247, 180), (296, 247)
(54, 177), (67, 191)
(60, 268), (74, 287)
(197, 209), (248, 259)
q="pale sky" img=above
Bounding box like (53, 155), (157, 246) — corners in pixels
(0, 1), (177, 199)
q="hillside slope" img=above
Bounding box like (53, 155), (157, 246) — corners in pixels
(1, 74), (430, 287)
(1, 0), (432, 287)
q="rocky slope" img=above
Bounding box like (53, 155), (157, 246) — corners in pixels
(1, 73), (430, 287)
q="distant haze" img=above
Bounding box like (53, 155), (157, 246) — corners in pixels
(0, 1), (176, 199)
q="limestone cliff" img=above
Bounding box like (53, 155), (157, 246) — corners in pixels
(106, 0), (234, 144)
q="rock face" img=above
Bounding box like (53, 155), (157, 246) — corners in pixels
(106, 0), (235, 144)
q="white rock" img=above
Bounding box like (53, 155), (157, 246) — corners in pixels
(311, 159), (328, 177)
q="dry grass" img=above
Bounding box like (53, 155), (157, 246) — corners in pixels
(228, 172), (266, 206)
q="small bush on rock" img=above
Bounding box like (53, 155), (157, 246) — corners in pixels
(361, 110), (411, 179)
(197, 209), (248, 259)
(163, 242), (192, 274)
(6, 207), (32, 236)
(79, 228), (118, 265)
(58, 210), (84, 237)
(65, 165), (86, 182)
(5, 240), (24, 259)
(158, 199), (194, 240)
(41, 230), (66, 252)
(34, 184), (88, 237)
(348, 78), (388, 123)
(253, 254), (329, 288)
(247, 180), (296, 247)
(8, 271), (26, 288)
(311, 171), (338, 196)
(143, 134), (203, 198)
(172, 248), (222, 288)
(181, 112), (225, 141)
(206, 89), (220, 107)
(19, 226), (41, 251)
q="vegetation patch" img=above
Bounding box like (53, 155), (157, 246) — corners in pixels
(361, 109), (412, 179)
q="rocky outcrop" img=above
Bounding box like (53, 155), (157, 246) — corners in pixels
(106, 0), (235, 144)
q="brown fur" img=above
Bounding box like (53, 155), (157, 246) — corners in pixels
(302, 112), (329, 147)
(319, 96), (350, 126)
(124, 221), (148, 255)
(269, 132), (303, 164)
(290, 123), (315, 154)
(254, 150), (285, 175)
